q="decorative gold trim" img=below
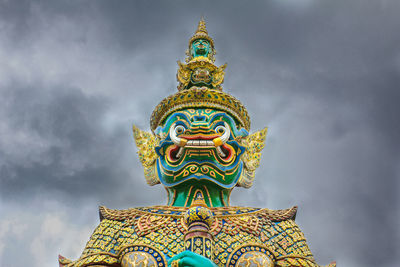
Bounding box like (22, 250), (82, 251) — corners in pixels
(167, 188), (176, 206)
(189, 17), (214, 49)
(226, 242), (277, 265)
(65, 251), (119, 267)
(275, 254), (324, 266)
(184, 185), (194, 207)
(150, 88), (250, 132)
(238, 127), (268, 188)
(275, 254), (316, 261)
(171, 259), (180, 267)
(117, 243), (167, 265)
(132, 125), (160, 186)
(202, 185), (214, 207)
(99, 205), (297, 220)
(176, 58), (226, 90)
(220, 190), (226, 207)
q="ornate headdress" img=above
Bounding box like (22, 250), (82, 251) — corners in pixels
(135, 19), (266, 189)
(188, 17), (215, 50)
(150, 19), (250, 132)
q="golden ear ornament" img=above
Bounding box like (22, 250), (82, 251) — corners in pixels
(132, 125), (160, 186)
(238, 127), (268, 188)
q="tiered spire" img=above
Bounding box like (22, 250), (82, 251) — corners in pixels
(188, 17), (214, 49)
(177, 18), (225, 91)
(150, 19), (251, 132)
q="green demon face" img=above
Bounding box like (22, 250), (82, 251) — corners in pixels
(154, 108), (249, 189)
(191, 39), (211, 58)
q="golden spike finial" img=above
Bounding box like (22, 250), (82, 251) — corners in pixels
(189, 17), (214, 49)
(190, 190), (208, 207)
(196, 16), (208, 35)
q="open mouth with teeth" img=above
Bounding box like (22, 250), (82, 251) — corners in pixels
(167, 140), (233, 163)
(155, 116), (246, 188)
(168, 122), (233, 162)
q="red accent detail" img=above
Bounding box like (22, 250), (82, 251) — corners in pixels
(58, 255), (66, 267)
(170, 145), (180, 153)
(168, 145), (180, 161)
(180, 134), (220, 140)
(221, 144), (233, 160)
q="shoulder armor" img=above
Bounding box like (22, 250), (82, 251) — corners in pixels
(99, 205), (297, 222)
(258, 206), (297, 222)
(99, 206), (140, 221)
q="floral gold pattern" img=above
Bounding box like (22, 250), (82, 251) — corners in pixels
(150, 88), (250, 132)
(132, 125), (159, 186)
(238, 127), (268, 188)
(59, 205), (336, 267)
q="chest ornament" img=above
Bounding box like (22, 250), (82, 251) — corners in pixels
(119, 244), (167, 267)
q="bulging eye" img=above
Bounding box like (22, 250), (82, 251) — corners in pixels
(215, 125), (226, 135)
(175, 125), (185, 135)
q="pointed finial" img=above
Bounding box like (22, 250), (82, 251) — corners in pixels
(190, 190), (208, 207)
(189, 17), (214, 49)
(196, 16), (208, 35)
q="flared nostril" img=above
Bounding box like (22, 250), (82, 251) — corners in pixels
(193, 115), (206, 122)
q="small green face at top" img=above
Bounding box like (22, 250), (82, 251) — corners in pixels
(191, 39), (211, 58)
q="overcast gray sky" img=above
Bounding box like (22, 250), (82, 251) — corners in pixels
(0, 0), (399, 266)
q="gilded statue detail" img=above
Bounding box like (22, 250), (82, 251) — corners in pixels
(59, 18), (336, 267)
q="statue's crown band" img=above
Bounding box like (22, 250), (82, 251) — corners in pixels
(150, 88), (250, 132)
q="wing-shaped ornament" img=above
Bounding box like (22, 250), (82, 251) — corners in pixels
(211, 63), (227, 88)
(176, 61), (191, 89)
(132, 125), (160, 186)
(238, 127), (268, 188)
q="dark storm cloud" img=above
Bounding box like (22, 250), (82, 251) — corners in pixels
(214, 1), (400, 265)
(0, 83), (126, 202)
(0, 0), (399, 266)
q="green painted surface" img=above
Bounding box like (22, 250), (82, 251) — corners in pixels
(191, 38), (212, 58)
(155, 108), (248, 207)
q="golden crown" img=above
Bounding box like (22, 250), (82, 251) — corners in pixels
(188, 17), (215, 49)
(150, 19), (250, 132)
(150, 87), (250, 131)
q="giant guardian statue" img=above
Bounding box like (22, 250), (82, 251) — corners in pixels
(59, 18), (336, 267)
